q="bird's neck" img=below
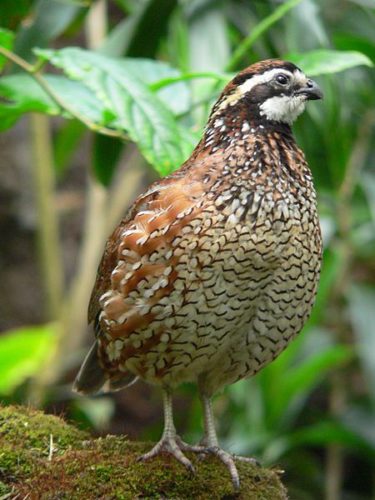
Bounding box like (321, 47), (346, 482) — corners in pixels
(183, 106), (310, 190)
(198, 107), (295, 156)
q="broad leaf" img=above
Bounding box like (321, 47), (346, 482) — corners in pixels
(35, 48), (198, 175)
(286, 49), (373, 75)
(266, 336), (351, 426)
(0, 324), (57, 394)
(290, 420), (375, 457)
(0, 73), (110, 131)
(116, 58), (191, 115)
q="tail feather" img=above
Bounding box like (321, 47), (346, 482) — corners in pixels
(73, 341), (138, 395)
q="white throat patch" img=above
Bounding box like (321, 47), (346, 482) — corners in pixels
(259, 95), (306, 124)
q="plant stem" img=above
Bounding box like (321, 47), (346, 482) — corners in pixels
(28, 113), (64, 405)
(225, 0), (302, 71)
(30, 113), (63, 320)
(63, 177), (108, 354)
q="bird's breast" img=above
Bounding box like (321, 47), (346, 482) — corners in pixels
(208, 177), (320, 266)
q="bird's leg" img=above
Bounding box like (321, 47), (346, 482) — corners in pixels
(138, 388), (204, 472)
(199, 393), (258, 489)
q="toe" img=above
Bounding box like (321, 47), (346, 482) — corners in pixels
(234, 455), (260, 466)
(210, 447), (240, 489)
(137, 437), (195, 473)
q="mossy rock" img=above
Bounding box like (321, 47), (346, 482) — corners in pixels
(0, 405), (288, 499)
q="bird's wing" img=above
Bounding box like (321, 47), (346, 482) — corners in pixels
(88, 169), (209, 334)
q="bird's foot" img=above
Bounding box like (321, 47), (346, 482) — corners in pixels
(138, 435), (206, 473)
(176, 436), (208, 454)
(202, 446), (259, 490)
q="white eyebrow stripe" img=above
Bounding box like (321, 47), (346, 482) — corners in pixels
(237, 68), (294, 94)
(238, 68), (308, 95)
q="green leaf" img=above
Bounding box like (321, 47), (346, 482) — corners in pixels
(0, 1), (33, 31)
(0, 73), (57, 130)
(0, 28), (15, 70)
(92, 134), (124, 186)
(0, 73), (112, 131)
(115, 58), (192, 115)
(226, 0), (303, 70)
(0, 324), (57, 394)
(101, 0), (178, 58)
(290, 420), (375, 457)
(35, 48), (197, 175)
(286, 49), (373, 76)
(269, 341), (351, 425)
(186, 1), (230, 72)
(334, 33), (375, 64)
(14, 0), (84, 62)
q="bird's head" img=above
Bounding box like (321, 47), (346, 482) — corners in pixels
(211, 59), (323, 127)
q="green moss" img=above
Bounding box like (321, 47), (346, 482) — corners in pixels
(0, 480), (12, 496)
(0, 404), (88, 456)
(0, 405), (288, 499)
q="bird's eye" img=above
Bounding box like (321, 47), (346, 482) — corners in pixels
(275, 74), (290, 85)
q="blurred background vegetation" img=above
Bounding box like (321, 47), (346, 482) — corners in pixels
(0, 0), (374, 498)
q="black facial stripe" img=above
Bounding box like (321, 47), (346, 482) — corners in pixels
(244, 83), (293, 105)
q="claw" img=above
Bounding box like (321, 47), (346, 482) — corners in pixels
(201, 446), (259, 490)
(234, 454), (260, 466)
(207, 446), (240, 490)
(176, 436), (208, 455)
(138, 436), (196, 473)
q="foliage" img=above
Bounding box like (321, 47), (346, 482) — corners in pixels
(0, 0), (374, 498)
(0, 324), (57, 395)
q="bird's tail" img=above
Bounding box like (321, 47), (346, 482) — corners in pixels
(73, 340), (138, 395)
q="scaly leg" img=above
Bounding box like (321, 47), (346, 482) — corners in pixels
(199, 393), (258, 489)
(138, 388), (205, 472)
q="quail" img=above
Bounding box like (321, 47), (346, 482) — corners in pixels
(74, 59), (323, 488)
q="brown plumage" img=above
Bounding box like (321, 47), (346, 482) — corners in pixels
(74, 59), (323, 488)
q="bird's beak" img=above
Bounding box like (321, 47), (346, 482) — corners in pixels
(295, 79), (323, 100)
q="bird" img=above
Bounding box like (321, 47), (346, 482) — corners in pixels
(73, 58), (323, 489)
